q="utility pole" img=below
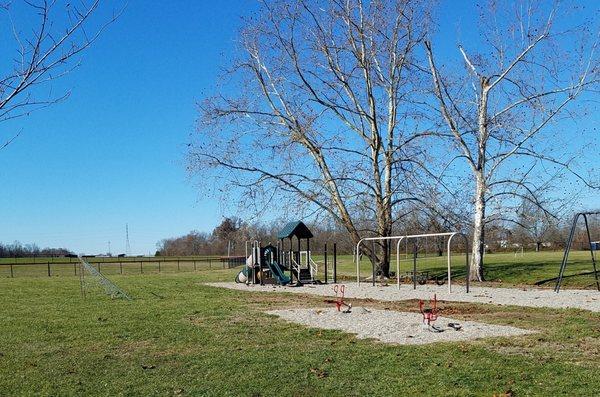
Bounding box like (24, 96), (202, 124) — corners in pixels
(125, 224), (131, 256)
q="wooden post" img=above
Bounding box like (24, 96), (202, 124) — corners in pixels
(10, 264), (14, 278)
(47, 261), (51, 277)
(74, 263), (77, 276)
(193, 260), (197, 271)
(140, 261), (143, 274)
(119, 262), (123, 274)
(177, 259), (180, 271)
(158, 261), (161, 273)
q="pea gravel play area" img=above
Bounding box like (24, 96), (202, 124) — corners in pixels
(267, 307), (534, 345)
(208, 282), (600, 312)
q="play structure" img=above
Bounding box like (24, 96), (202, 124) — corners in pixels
(555, 211), (600, 293)
(235, 221), (338, 286)
(355, 232), (470, 293)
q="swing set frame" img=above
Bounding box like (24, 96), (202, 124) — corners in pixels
(554, 211), (600, 293)
(355, 232), (470, 293)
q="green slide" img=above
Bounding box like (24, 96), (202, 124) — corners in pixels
(268, 261), (291, 285)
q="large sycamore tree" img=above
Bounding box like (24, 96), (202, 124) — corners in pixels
(425, 1), (599, 280)
(189, 0), (439, 276)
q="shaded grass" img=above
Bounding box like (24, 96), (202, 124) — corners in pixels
(317, 250), (599, 289)
(0, 271), (599, 396)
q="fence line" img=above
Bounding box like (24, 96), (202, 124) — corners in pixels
(0, 256), (246, 278)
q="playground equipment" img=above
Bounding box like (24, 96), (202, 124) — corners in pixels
(555, 211), (600, 293)
(332, 284), (352, 312)
(277, 221), (326, 284)
(419, 294), (443, 332)
(237, 221), (338, 285)
(355, 232), (470, 293)
(236, 241), (290, 285)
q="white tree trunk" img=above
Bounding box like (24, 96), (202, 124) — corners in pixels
(470, 175), (486, 281)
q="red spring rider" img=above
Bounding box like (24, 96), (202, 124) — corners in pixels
(419, 294), (439, 327)
(333, 284), (352, 313)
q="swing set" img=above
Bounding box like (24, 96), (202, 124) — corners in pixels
(355, 232), (470, 293)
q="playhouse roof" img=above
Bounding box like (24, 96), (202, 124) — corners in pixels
(277, 221), (314, 239)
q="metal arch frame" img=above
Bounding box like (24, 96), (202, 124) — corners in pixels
(355, 232), (470, 293)
(555, 211), (600, 293)
(395, 232), (470, 293)
(355, 235), (405, 286)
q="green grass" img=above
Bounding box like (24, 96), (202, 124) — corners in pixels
(317, 250), (598, 289)
(0, 268), (599, 396)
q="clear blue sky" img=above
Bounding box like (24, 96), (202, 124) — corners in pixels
(0, 1), (256, 255)
(0, 1), (597, 255)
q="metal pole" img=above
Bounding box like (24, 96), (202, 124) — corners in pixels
(259, 242), (264, 286)
(372, 240), (376, 286)
(413, 242), (417, 290)
(333, 243), (337, 283)
(556, 213), (582, 292)
(583, 214), (600, 291)
(324, 243), (328, 284)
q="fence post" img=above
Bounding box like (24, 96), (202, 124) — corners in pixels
(177, 260), (180, 272)
(74, 263), (77, 276)
(193, 260), (197, 271)
(47, 261), (51, 277)
(140, 261), (143, 274)
(158, 261), (161, 273)
(119, 262), (123, 274)
(209, 259), (212, 269)
(10, 264), (14, 278)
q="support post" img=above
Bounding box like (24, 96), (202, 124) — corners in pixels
(583, 214), (600, 291)
(324, 243), (328, 284)
(47, 261), (51, 277)
(10, 264), (14, 278)
(372, 240), (376, 286)
(413, 242), (417, 290)
(333, 243), (337, 284)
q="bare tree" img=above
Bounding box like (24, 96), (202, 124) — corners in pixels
(424, 1), (600, 280)
(0, 0), (120, 150)
(189, 0), (439, 276)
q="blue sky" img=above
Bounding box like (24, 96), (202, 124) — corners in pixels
(0, 1), (256, 254)
(0, 1), (597, 255)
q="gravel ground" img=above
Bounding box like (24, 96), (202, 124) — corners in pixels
(266, 307), (534, 345)
(206, 282), (600, 312)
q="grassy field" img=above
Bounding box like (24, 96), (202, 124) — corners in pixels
(0, 266), (599, 396)
(317, 250), (598, 289)
(2, 250), (598, 290)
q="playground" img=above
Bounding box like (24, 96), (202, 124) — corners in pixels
(1, 218), (600, 395)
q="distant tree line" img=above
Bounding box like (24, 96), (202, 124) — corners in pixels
(157, 210), (600, 257)
(0, 242), (74, 258)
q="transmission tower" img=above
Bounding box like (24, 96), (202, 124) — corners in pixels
(125, 223), (131, 256)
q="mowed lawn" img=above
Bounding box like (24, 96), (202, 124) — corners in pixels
(1, 264), (599, 396)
